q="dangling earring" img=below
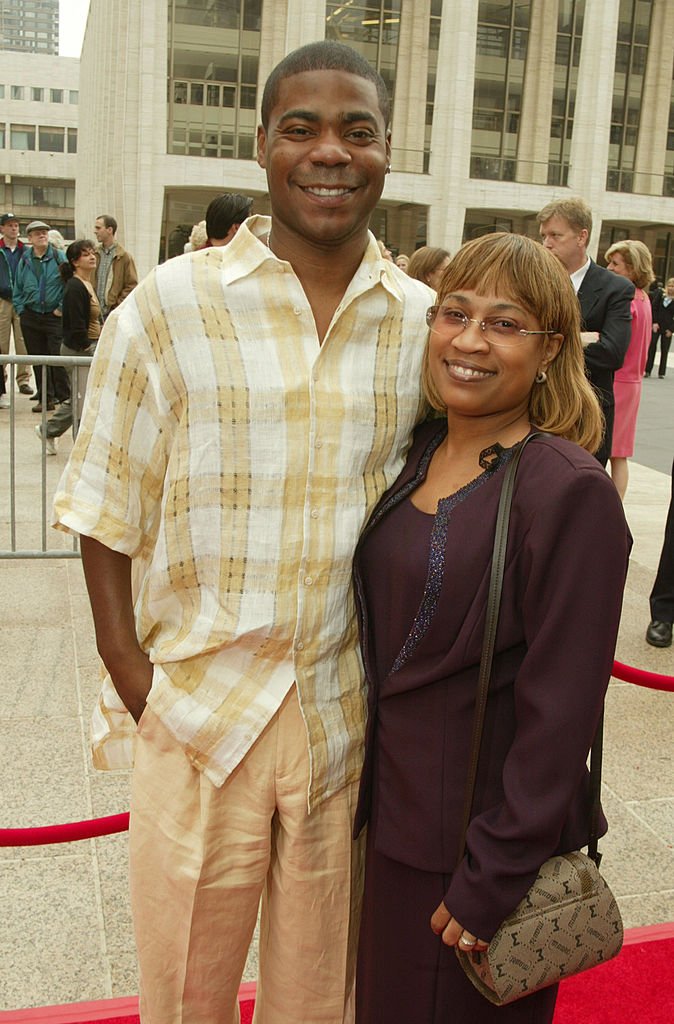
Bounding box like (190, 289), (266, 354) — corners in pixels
(535, 369), (547, 384)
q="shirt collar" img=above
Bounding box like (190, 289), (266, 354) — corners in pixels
(570, 256), (591, 293)
(210, 215), (403, 305)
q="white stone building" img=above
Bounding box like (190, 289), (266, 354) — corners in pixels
(76, 0), (674, 280)
(0, 52), (79, 238)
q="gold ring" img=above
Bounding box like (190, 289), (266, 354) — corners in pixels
(459, 935), (477, 947)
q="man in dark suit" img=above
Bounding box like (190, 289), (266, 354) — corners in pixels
(537, 198), (634, 466)
(646, 276), (674, 378)
(646, 457), (674, 647)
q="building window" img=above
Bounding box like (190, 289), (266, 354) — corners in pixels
(38, 126), (65, 152)
(548, 0), (585, 186)
(471, 0), (530, 182)
(607, 0), (653, 193)
(31, 87), (44, 101)
(10, 125), (36, 150)
(167, 0), (261, 160)
(325, 0), (401, 109)
(0, 124), (4, 149)
(423, 0), (443, 172)
(11, 85), (25, 100)
(50, 88), (63, 103)
(67, 128), (77, 153)
(69, 90), (79, 104)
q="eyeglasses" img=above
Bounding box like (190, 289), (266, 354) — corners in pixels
(426, 306), (558, 348)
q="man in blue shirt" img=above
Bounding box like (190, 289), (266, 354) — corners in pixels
(13, 220), (69, 412)
(0, 213), (33, 405)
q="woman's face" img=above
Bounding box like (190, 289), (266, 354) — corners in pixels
(73, 247), (97, 273)
(395, 254), (409, 272)
(427, 289), (561, 422)
(426, 257), (450, 292)
(606, 251), (632, 281)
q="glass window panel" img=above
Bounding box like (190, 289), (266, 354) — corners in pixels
(237, 134), (255, 159)
(0, 86), (4, 99)
(50, 88), (63, 103)
(222, 85), (236, 107)
(241, 54), (259, 83)
(478, 1), (511, 27)
(67, 128), (77, 153)
(243, 0), (262, 31)
(31, 87), (44, 101)
(190, 83), (204, 105)
(0, 125), (4, 148)
(240, 85), (256, 109)
(13, 185), (31, 205)
(38, 127), (65, 152)
(69, 90), (79, 104)
(207, 84), (220, 106)
(11, 85), (24, 100)
(174, 82), (188, 104)
(10, 125), (36, 149)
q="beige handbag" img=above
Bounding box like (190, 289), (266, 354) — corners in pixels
(454, 435), (624, 1006)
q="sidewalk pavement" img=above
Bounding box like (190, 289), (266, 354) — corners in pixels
(0, 391), (672, 1013)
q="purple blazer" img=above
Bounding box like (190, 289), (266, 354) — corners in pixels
(353, 419), (631, 940)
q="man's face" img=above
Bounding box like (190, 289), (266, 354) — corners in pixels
(1, 219), (19, 244)
(257, 69), (390, 252)
(666, 278), (674, 297)
(539, 216), (588, 274)
(94, 218), (114, 246)
(28, 228), (49, 255)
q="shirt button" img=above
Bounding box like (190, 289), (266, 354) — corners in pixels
(293, 307), (302, 315)
(315, 439), (322, 448)
(296, 640), (305, 651)
(310, 508), (319, 519)
(304, 575), (313, 587)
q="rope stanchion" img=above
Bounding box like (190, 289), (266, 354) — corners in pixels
(612, 660), (674, 693)
(0, 812), (129, 848)
(0, 660), (670, 849)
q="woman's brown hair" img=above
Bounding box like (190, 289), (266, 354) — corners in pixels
(421, 232), (603, 453)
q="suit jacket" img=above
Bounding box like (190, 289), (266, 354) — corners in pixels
(651, 291), (674, 337)
(353, 420), (631, 941)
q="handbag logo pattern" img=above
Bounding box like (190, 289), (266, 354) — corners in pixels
(457, 851), (624, 1006)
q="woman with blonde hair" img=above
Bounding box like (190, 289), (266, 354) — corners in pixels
(605, 239), (654, 499)
(354, 232), (630, 1023)
(407, 245), (451, 291)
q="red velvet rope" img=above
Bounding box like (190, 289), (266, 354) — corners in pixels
(612, 660), (674, 693)
(1, 661), (671, 848)
(0, 812), (129, 847)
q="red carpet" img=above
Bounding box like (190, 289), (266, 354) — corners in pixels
(3, 928), (672, 1023)
(553, 925), (674, 1023)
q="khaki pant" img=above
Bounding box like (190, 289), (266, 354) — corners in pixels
(130, 687), (363, 1024)
(0, 297), (30, 387)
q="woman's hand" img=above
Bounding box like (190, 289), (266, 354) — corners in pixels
(430, 901), (489, 952)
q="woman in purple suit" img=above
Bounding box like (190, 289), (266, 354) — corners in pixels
(354, 233), (631, 1023)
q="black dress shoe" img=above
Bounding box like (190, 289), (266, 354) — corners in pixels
(32, 402), (55, 413)
(19, 383), (34, 395)
(646, 620), (672, 648)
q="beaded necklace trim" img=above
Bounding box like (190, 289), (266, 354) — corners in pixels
(390, 445), (516, 674)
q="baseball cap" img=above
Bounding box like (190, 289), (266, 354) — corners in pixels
(0, 212), (19, 226)
(26, 219), (51, 233)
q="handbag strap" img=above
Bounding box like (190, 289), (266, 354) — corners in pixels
(455, 432), (605, 871)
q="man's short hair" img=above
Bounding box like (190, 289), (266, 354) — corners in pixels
(536, 197), (592, 236)
(97, 214), (118, 233)
(261, 40), (391, 129)
(206, 194), (253, 240)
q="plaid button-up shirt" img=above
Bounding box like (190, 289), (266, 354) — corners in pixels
(52, 217), (432, 808)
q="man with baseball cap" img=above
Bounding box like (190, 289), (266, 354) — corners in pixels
(13, 219), (69, 411)
(0, 213), (33, 404)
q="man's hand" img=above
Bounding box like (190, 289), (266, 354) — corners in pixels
(109, 646), (153, 723)
(430, 901), (489, 952)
